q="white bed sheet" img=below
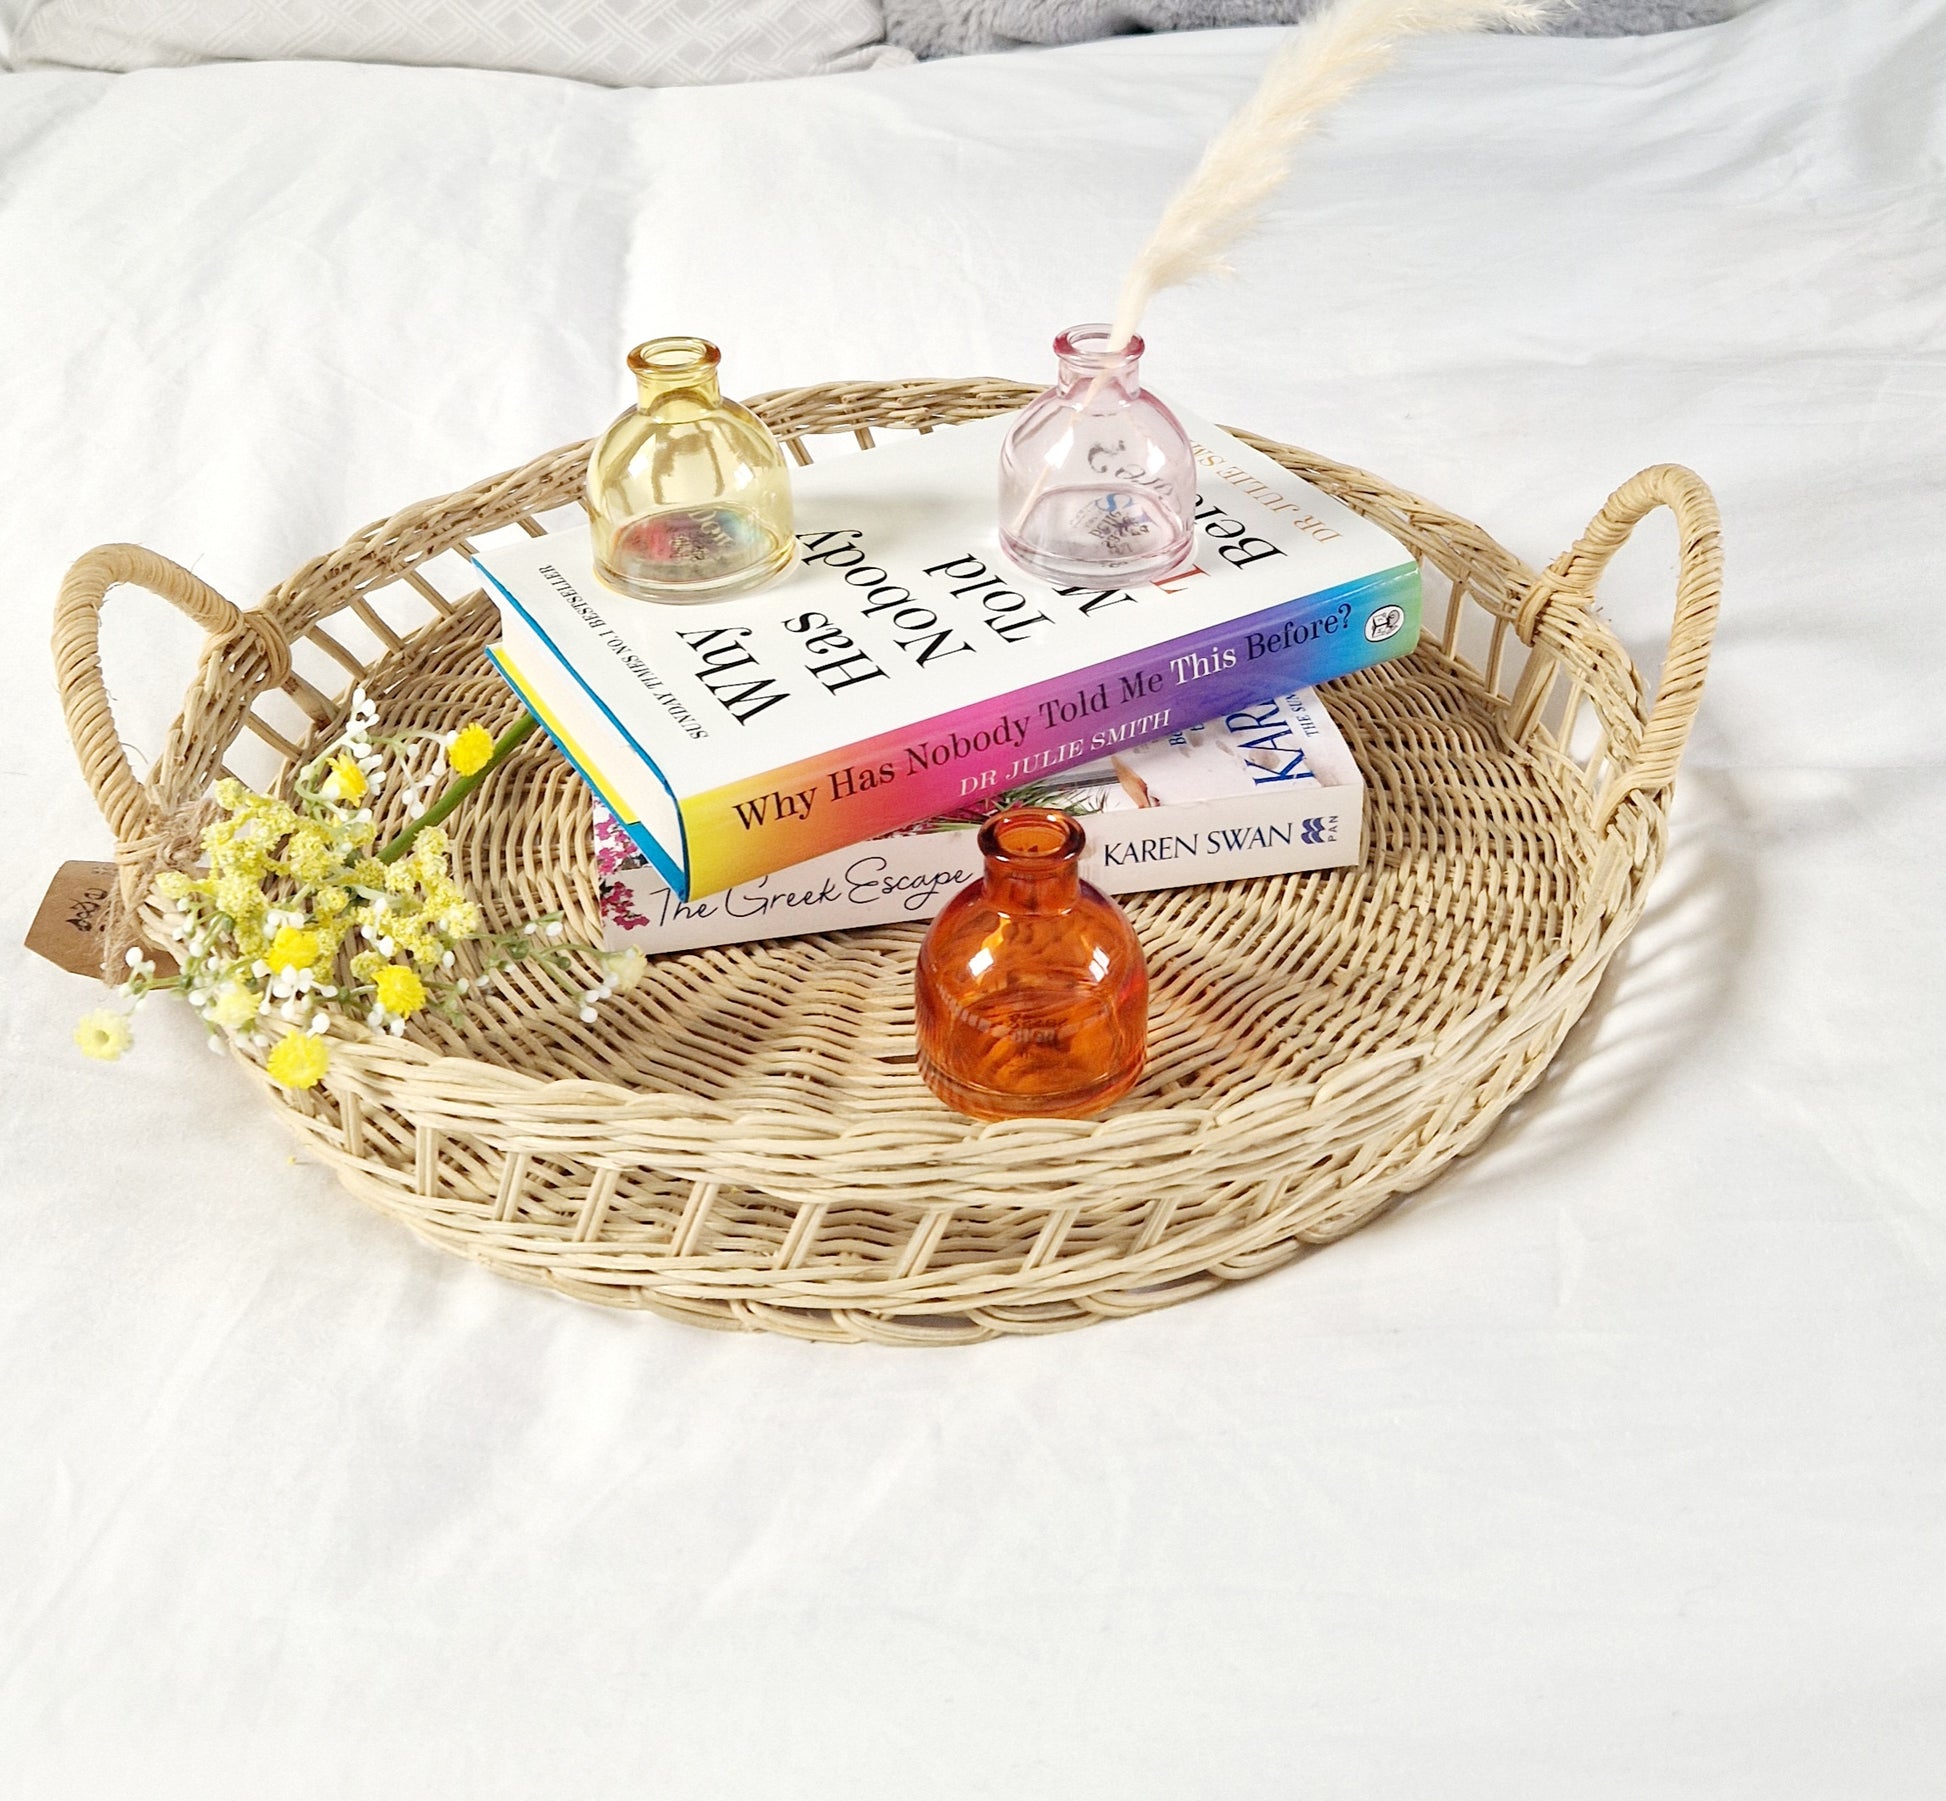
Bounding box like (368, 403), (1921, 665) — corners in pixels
(2, 2), (1942, 1792)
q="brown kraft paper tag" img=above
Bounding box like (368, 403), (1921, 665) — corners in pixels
(26, 860), (178, 980)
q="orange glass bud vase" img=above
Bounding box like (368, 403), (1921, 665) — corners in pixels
(915, 809), (1148, 1120)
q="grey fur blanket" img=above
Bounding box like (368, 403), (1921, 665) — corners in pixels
(883, 0), (1746, 58)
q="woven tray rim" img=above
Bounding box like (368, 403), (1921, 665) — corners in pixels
(49, 378), (1723, 1336)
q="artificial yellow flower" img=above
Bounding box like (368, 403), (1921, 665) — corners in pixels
(266, 1032), (330, 1090)
(326, 755), (368, 802)
(284, 824), (339, 885)
(448, 723), (495, 778)
(74, 1010), (134, 1061)
(383, 925), (433, 970)
(210, 984), (262, 1030)
(267, 925), (321, 972)
(207, 791), (293, 852)
(313, 886), (349, 917)
(372, 965), (427, 1017)
(214, 873), (268, 920)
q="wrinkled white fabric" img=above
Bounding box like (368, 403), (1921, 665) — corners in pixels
(9, 0), (910, 83)
(1, 1), (1942, 1792)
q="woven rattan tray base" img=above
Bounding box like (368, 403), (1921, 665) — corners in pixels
(56, 380), (1720, 1343)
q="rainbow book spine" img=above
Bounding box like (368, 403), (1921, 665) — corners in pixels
(669, 569), (1411, 889)
(490, 568), (1413, 897)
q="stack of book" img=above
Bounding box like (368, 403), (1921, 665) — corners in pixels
(473, 408), (1418, 954)
(590, 685), (1363, 952)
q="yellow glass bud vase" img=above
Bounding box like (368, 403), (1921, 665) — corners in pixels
(586, 336), (794, 604)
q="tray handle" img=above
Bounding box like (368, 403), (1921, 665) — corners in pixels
(53, 543), (291, 972)
(54, 543), (291, 844)
(1518, 464), (1722, 829)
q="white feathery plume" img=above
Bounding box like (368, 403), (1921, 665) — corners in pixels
(1106, 0), (1565, 350)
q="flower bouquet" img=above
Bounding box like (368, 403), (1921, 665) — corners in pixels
(76, 693), (642, 1086)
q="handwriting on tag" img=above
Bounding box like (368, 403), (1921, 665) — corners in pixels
(26, 860), (178, 980)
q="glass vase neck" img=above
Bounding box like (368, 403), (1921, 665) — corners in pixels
(1053, 323), (1144, 401)
(629, 336), (723, 409)
(979, 809), (1085, 912)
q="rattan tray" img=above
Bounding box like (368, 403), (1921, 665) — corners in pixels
(54, 379), (1720, 1343)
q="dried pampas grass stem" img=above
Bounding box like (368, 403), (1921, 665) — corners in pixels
(1106, 0), (1564, 351)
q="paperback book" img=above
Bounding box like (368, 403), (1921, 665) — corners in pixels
(592, 687), (1363, 954)
(476, 408), (1417, 899)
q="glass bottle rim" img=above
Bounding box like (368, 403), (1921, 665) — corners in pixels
(1054, 322), (1143, 365)
(628, 335), (722, 378)
(977, 807), (1087, 868)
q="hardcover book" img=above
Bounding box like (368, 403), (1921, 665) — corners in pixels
(589, 687), (1363, 955)
(475, 409), (1416, 899)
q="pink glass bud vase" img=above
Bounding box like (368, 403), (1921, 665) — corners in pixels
(998, 324), (1197, 588)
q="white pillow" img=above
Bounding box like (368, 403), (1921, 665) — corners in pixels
(0, 0), (36, 66)
(8, 0), (912, 84)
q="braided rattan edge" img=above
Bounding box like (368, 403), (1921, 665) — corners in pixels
(51, 379), (1722, 1341)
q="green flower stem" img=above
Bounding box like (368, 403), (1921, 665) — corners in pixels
(377, 712), (538, 865)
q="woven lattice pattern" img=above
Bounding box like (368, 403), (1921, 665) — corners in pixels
(54, 380), (1720, 1342)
